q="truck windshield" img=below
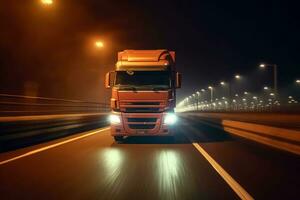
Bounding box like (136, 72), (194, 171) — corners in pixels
(115, 71), (171, 89)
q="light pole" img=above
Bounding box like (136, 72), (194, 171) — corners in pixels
(208, 86), (214, 103)
(196, 91), (200, 110)
(192, 94), (197, 110)
(259, 63), (278, 95)
(220, 81), (232, 110)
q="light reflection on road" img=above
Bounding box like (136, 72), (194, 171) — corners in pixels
(100, 148), (124, 186)
(156, 150), (182, 199)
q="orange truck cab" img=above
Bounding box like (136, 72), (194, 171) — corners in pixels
(105, 49), (181, 141)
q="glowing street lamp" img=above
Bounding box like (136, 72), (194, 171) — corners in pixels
(95, 41), (104, 48)
(296, 79), (300, 84)
(235, 74), (241, 79)
(259, 64), (266, 68)
(220, 81), (225, 85)
(41, 0), (53, 5)
(263, 86), (269, 90)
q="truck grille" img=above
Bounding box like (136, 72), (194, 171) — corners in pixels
(128, 124), (156, 129)
(125, 108), (160, 113)
(127, 118), (157, 122)
(124, 102), (160, 105)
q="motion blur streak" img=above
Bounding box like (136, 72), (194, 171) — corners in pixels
(157, 150), (180, 199)
(100, 148), (124, 186)
(0, 127), (109, 165)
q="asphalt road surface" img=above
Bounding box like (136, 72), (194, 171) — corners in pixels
(0, 117), (299, 200)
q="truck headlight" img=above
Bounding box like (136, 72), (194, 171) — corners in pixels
(164, 113), (177, 125)
(109, 114), (121, 124)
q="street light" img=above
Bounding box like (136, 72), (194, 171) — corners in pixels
(41, 0), (53, 5)
(259, 64), (265, 68)
(263, 86), (269, 90)
(220, 81), (225, 85)
(296, 79), (300, 84)
(235, 74), (241, 79)
(208, 86), (214, 102)
(259, 63), (278, 94)
(95, 41), (104, 48)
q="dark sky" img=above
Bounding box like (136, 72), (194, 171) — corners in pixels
(0, 0), (299, 102)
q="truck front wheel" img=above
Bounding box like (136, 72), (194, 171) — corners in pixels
(114, 136), (124, 142)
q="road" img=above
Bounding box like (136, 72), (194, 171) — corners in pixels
(0, 116), (299, 200)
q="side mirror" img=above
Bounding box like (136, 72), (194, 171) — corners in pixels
(105, 72), (115, 89)
(176, 72), (182, 88)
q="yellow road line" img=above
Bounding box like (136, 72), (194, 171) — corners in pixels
(192, 143), (254, 200)
(0, 127), (110, 165)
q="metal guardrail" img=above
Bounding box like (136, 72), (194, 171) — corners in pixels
(0, 94), (110, 116)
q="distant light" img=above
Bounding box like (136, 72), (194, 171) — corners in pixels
(220, 81), (225, 85)
(208, 86), (213, 89)
(259, 64), (266, 68)
(41, 0), (53, 5)
(192, 94), (196, 96)
(235, 74), (241, 79)
(196, 91), (200, 95)
(232, 99), (236, 103)
(242, 98), (246, 101)
(253, 96), (257, 99)
(263, 86), (269, 90)
(244, 91), (248, 95)
(201, 89), (206, 92)
(270, 93), (275, 96)
(296, 79), (300, 84)
(95, 41), (104, 48)
(235, 94), (239, 97)
(288, 96), (293, 99)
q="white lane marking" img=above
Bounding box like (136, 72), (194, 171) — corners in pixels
(0, 127), (110, 165)
(192, 143), (254, 200)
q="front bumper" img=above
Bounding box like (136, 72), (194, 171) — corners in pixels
(110, 112), (174, 136)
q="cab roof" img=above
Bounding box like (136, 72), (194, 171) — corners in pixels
(116, 49), (175, 71)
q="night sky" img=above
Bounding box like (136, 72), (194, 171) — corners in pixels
(0, 0), (299, 102)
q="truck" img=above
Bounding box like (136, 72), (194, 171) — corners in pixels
(105, 49), (181, 141)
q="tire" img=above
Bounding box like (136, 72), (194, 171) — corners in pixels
(114, 136), (124, 142)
